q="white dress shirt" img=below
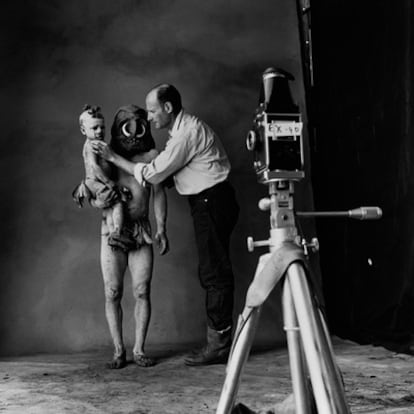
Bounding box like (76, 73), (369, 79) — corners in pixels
(135, 110), (231, 195)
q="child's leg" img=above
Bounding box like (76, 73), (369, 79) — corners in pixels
(107, 203), (136, 252)
(111, 202), (124, 234)
(105, 209), (115, 234)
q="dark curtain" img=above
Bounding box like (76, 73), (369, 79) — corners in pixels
(309, 0), (414, 350)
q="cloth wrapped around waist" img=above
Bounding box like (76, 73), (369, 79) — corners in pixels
(103, 217), (153, 252)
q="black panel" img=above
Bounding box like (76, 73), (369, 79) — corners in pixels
(310, 0), (414, 351)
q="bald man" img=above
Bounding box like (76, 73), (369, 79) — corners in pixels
(92, 84), (239, 366)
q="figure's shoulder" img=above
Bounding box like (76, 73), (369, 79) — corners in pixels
(145, 148), (159, 162)
(130, 148), (159, 163)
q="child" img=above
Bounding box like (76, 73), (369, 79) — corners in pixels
(73, 105), (135, 250)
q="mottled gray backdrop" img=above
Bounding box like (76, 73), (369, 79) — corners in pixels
(0, 0), (313, 355)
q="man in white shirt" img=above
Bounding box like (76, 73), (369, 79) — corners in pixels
(91, 84), (239, 366)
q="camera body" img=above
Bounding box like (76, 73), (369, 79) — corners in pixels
(246, 68), (304, 184)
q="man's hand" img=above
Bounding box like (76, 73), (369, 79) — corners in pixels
(91, 141), (115, 162)
(154, 231), (169, 255)
(133, 163), (147, 186)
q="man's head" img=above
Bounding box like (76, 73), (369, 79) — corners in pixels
(79, 105), (105, 141)
(110, 104), (155, 158)
(145, 84), (182, 130)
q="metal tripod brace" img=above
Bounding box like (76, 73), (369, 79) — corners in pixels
(216, 180), (351, 414)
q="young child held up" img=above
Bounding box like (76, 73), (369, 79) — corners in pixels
(72, 104), (135, 251)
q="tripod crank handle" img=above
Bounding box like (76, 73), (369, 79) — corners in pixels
(299, 237), (320, 255)
(247, 236), (270, 252)
(348, 206), (382, 220)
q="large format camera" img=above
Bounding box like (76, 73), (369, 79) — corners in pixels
(246, 67), (304, 183)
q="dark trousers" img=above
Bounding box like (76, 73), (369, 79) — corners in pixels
(188, 180), (239, 331)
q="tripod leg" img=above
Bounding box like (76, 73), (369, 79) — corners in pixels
(282, 278), (312, 414)
(315, 306), (349, 406)
(287, 262), (350, 414)
(307, 285), (350, 413)
(216, 252), (274, 414)
(216, 306), (261, 414)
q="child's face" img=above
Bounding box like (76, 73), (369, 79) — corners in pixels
(81, 117), (105, 140)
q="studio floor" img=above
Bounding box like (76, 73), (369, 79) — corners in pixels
(1, 338), (414, 414)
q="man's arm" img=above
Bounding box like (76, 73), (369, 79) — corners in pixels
(90, 141), (137, 175)
(106, 152), (137, 176)
(152, 182), (169, 255)
(140, 135), (193, 185)
(91, 135), (193, 186)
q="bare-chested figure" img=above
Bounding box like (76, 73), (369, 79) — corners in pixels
(79, 104), (169, 368)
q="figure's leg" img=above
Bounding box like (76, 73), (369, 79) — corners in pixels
(128, 244), (155, 367)
(100, 232), (128, 368)
(105, 209), (115, 234)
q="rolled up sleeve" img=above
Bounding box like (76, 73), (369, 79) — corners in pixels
(143, 134), (194, 184)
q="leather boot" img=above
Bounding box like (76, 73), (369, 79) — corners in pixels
(184, 326), (232, 366)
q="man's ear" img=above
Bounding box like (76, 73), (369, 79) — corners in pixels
(164, 101), (173, 114)
(80, 125), (86, 136)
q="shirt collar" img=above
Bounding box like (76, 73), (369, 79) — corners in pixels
(168, 109), (184, 138)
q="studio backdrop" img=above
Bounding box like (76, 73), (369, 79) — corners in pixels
(0, 0), (315, 355)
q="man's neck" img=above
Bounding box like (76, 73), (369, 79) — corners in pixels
(168, 112), (179, 135)
(170, 113), (178, 127)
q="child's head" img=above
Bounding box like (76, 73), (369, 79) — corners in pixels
(79, 104), (105, 140)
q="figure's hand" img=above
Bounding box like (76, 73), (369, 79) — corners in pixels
(94, 172), (112, 186)
(155, 231), (169, 255)
(92, 185), (119, 208)
(120, 186), (133, 201)
(91, 141), (115, 162)
(72, 181), (92, 208)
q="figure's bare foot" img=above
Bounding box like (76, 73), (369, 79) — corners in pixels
(106, 351), (127, 369)
(133, 353), (155, 367)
